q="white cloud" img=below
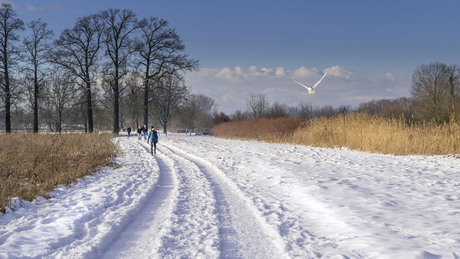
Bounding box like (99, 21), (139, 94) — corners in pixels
(214, 66), (284, 82)
(323, 65), (358, 79)
(215, 67), (235, 81)
(26, 4), (37, 11)
(22, 3), (63, 12)
(292, 66), (320, 78)
(185, 65), (411, 113)
(275, 67), (286, 77)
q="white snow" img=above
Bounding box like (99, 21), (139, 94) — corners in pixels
(1, 134), (459, 258)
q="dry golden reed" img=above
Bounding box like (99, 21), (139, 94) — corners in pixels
(0, 134), (118, 213)
(211, 118), (303, 143)
(292, 113), (460, 156)
(211, 113), (460, 156)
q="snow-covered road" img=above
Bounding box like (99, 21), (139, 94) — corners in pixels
(1, 134), (460, 258)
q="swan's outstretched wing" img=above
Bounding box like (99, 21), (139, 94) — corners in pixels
(292, 77), (312, 90)
(311, 72), (327, 90)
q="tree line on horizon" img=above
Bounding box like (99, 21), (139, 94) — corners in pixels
(0, 3), (198, 134)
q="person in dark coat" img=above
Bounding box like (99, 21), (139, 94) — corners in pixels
(137, 126), (142, 140)
(127, 126), (131, 137)
(147, 126), (159, 154)
(143, 124), (148, 140)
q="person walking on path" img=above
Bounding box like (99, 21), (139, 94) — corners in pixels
(147, 126), (159, 154)
(127, 126), (131, 137)
(143, 125), (148, 140)
(137, 126), (142, 140)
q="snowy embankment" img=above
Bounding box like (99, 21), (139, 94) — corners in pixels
(0, 134), (459, 258)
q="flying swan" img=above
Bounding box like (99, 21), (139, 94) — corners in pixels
(292, 72), (327, 95)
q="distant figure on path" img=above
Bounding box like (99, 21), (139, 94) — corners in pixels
(127, 126), (131, 137)
(143, 125), (148, 140)
(137, 126), (142, 140)
(147, 126), (159, 154)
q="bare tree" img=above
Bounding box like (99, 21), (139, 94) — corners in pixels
(100, 8), (138, 134)
(445, 64), (460, 122)
(411, 62), (450, 123)
(53, 14), (103, 133)
(23, 19), (53, 133)
(297, 102), (313, 120)
(358, 97), (415, 121)
(135, 17), (198, 128)
(313, 105), (336, 118)
(212, 111), (230, 126)
(0, 3), (24, 133)
(121, 71), (143, 129)
(231, 109), (251, 121)
(43, 66), (77, 132)
(151, 73), (189, 134)
(246, 92), (268, 119)
(179, 94), (216, 134)
(267, 102), (288, 119)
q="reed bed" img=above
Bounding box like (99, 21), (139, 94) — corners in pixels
(211, 117), (303, 143)
(212, 113), (460, 156)
(292, 113), (460, 156)
(0, 134), (118, 213)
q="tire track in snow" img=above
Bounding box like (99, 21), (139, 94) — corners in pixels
(59, 138), (165, 258)
(100, 141), (179, 258)
(156, 143), (221, 258)
(161, 142), (289, 258)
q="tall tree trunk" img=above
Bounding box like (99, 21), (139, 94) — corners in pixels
(5, 91), (11, 133)
(449, 76), (456, 123)
(143, 60), (150, 128)
(33, 63), (38, 133)
(86, 78), (93, 133)
(58, 108), (62, 134)
(5, 60), (11, 133)
(143, 79), (149, 127)
(113, 66), (120, 134)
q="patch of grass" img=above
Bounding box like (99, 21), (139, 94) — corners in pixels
(0, 134), (118, 213)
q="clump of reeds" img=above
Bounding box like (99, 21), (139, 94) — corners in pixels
(211, 117), (303, 143)
(211, 113), (460, 156)
(293, 112), (460, 155)
(0, 134), (118, 213)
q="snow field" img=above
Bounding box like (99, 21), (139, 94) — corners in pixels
(0, 134), (459, 258)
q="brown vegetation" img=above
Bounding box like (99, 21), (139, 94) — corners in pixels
(211, 117), (303, 143)
(293, 113), (460, 155)
(212, 113), (460, 156)
(0, 134), (118, 213)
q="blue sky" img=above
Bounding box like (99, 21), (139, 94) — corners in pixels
(5, 0), (460, 113)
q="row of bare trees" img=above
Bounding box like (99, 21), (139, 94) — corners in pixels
(0, 3), (198, 133)
(224, 92), (352, 122)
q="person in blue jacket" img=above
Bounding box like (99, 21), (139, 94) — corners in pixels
(147, 126), (159, 154)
